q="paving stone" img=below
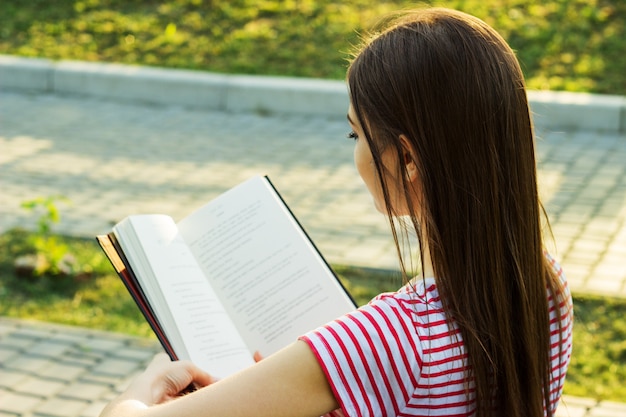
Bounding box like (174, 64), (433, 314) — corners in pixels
(91, 358), (141, 377)
(110, 345), (160, 362)
(0, 335), (38, 352)
(36, 362), (87, 382)
(0, 346), (20, 363)
(73, 338), (125, 354)
(552, 222), (584, 238)
(0, 368), (29, 388)
(23, 340), (72, 358)
(563, 250), (602, 266)
(0, 390), (44, 414)
(57, 381), (110, 401)
(4, 356), (55, 374)
(6, 327), (52, 341)
(79, 372), (126, 388)
(13, 377), (65, 398)
(62, 348), (106, 367)
(33, 397), (89, 417)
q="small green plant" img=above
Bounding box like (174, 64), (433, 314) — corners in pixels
(21, 196), (68, 235)
(16, 196), (79, 277)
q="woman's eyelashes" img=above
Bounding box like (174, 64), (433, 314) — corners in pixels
(346, 130), (359, 141)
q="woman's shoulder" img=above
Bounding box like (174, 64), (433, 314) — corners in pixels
(366, 277), (448, 325)
(372, 276), (439, 301)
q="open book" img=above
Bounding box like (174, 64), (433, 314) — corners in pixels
(97, 175), (356, 378)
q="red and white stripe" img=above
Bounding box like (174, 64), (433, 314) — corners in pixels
(301, 261), (573, 417)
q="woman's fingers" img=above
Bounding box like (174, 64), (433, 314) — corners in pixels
(141, 354), (215, 403)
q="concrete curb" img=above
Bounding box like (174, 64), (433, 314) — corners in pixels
(2, 54), (625, 132)
(528, 90), (626, 133)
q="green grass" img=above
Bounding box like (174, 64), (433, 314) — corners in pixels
(0, 229), (150, 335)
(0, 0), (624, 95)
(565, 295), (626, 400)
(1, 229), (625, 402)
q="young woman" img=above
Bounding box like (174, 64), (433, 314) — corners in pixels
(100, 7), (573, 417)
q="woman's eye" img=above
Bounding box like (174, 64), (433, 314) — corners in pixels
(346, 131), (359, 141)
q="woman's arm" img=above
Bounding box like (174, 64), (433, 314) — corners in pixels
(100, 340), (339, 417)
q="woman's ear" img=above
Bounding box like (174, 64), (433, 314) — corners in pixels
(399, 134), (419, 183)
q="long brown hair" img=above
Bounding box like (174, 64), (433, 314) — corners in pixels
(348, 8), (566, 417)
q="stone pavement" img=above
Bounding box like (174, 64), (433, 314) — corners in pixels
(1, 88), (626, 416)
(1, 91), (625, 295)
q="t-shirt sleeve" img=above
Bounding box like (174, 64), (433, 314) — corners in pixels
(299, 295), (423, 417)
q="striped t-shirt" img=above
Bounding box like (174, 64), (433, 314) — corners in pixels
(300, 266), (573, 417)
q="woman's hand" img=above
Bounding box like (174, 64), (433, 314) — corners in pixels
(134, 353), (215, 404)
(99, 353), (214, 417)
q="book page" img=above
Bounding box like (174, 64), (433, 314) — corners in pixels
(114, 215), (255, 378)
(178, 176), (355, 357)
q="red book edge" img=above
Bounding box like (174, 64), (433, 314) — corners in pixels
(96, 234), (178, 360)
